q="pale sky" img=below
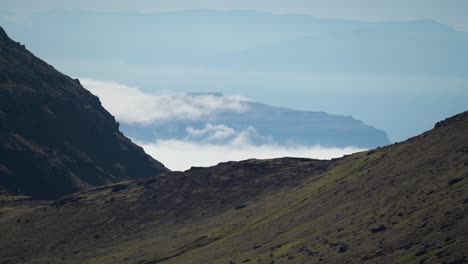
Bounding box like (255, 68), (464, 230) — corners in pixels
(2, 0), (468, 31)
(1, 0), (467, 142)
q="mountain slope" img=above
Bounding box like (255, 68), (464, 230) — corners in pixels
(0, 27), (168, 199)
(0, 111), (466, 263)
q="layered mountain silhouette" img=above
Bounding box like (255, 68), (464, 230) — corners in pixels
(0, 27), (168, 199)
(1, 10), (467, 76)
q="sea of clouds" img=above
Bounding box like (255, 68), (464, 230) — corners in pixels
(82, 78), (249, 124)
(82, 78), (365, 171)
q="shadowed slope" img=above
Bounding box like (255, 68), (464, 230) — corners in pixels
(0, 112), (466, 263)
(0, 27), (168, 199)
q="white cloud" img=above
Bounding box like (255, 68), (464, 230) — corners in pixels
(139, 139), (365, 171)
(81, 78), (249, 125)
(187, 123), (275, 144)
(186, 123), (236, 141)
(138, 125), (364, 171)
(81, 78), (365, 171)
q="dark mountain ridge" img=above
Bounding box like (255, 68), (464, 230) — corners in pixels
(0, 106), (466, 263)
(0, 26), (168, 199)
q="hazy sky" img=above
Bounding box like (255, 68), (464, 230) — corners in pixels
(3, 0), (468, 31)
(1, 0), (467, 143)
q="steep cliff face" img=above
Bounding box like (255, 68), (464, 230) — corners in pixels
(0, 27), (168, 199)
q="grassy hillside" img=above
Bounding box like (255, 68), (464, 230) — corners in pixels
(0, 112), (466, 263)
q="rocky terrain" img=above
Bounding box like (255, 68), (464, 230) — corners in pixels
(0, 27), (168, 199)
(0, 111), (466, 263)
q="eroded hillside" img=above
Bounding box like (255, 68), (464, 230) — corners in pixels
(0, 112), (466, 264)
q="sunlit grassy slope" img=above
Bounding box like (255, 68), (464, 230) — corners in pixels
(0, 112), (467, 264)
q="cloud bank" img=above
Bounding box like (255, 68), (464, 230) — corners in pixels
(82, 78), (365, 171)
(185, 123), (274, 144)
(139, 139), (364, 171)
(186, 123), (237, 141)
(81, 78), (249, 125)
(138, 124), (364, 171)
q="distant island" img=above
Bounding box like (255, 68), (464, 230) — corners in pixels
(115, 92), (391, 149)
